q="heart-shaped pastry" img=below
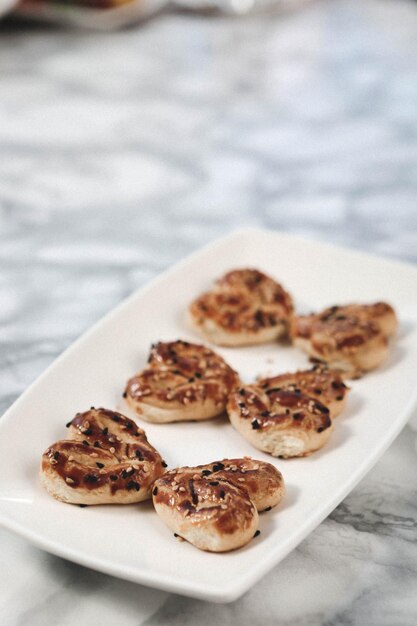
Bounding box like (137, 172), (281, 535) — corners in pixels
(40, 408), (166, 505)
(124, 340), (240, 423)
(227, 382), (333, 458)
(257, 364), (349, 419)
(188, 268), (293, 346)
(152, 458), (285, 552)
(352, 302), (397, 337)
(290, 302), (397, 378)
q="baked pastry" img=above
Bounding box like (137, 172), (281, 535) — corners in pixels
(188, 268), (293, 346)
(258, 364), (349, 419)
(227, 383), (333, 458)
(124, 340), (240, 423)
(40, 408), (165, 505)
(152, 458), (285, 552)
(342, 302), (397, 338)
(290, 302), (397, 378)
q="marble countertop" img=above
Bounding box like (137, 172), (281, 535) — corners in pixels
(1, 0), (417, 624)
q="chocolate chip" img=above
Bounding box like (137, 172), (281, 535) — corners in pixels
(84, 474), (98, 484)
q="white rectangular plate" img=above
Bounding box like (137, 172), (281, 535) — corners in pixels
(1, 229), (417, 603)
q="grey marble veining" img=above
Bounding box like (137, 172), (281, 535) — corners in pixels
(1, 0), (417, 624)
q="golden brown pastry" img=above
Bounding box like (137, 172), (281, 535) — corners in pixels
(152, 458), (285, 552)
(227, 383), (333, 458)
(124, 340), (240, 423)
(40, 408), (165, 505)
(258, 364), (349, 419)
(290, 303), (397, 378)
(342, 302), (397, 338)
(188, 268), (293, 346)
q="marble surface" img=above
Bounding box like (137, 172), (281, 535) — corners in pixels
(1, 0), (417, 623)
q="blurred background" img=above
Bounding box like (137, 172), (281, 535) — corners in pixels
(1, 0), (417, 623)
(1, 0), (416, 371)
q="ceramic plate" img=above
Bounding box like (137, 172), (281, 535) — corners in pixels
(1, 229), (416, 603)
